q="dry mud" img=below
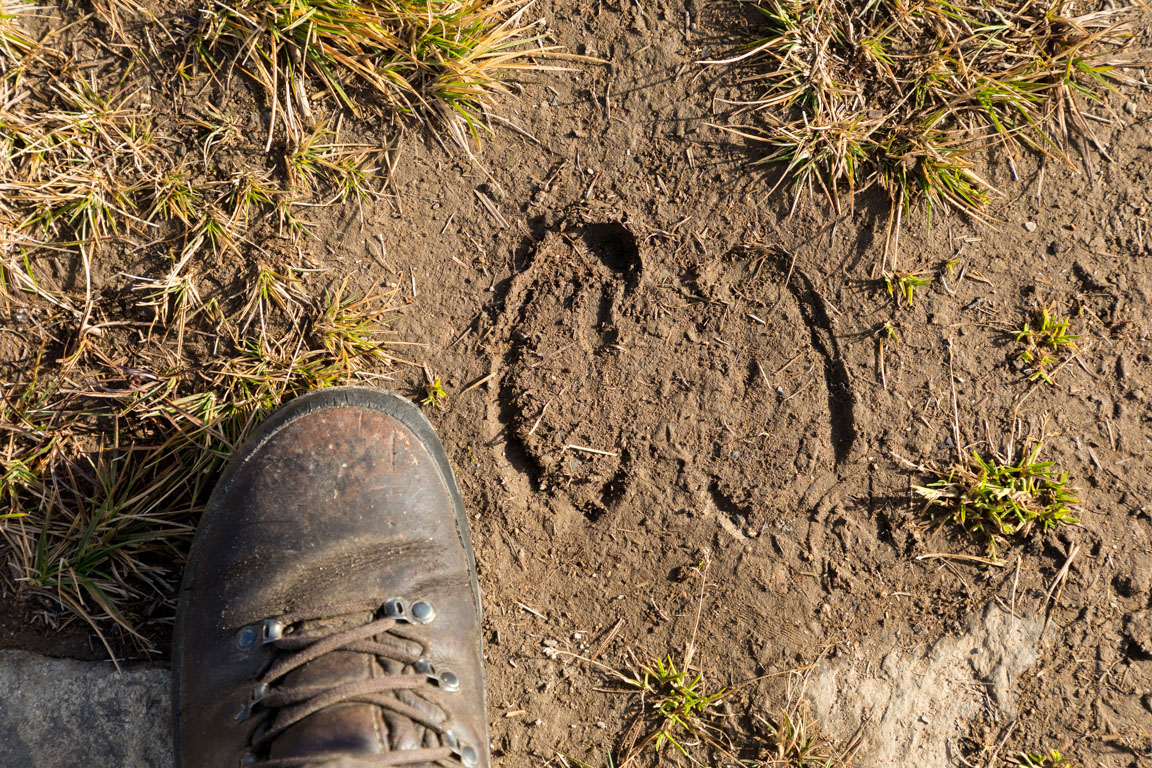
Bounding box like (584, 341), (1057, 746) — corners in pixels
(2, 1), (1152, 766)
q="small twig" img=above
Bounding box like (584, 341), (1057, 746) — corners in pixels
(517, 602), (546, 619)
(587, 618), (625, 664)
(915, 553), (1006, 568)
(1041, 544), (1079, 639)
(683, 551), (711, 670)
(562, 444), (618, 457)
(986, 719), (1018, 767)
(527, 400), (550, 437)
(459, 371), (495, 395)
(1010, 555), (1022, 614)
(946, 337), (962, 459)
(475, 189), (508, 228)
(756, 360), (770, 388)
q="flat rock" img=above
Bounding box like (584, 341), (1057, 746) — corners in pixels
(0, 649), (172, 768)
(808, 603), (1042, 767)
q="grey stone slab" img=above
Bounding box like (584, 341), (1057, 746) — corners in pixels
(809, 603), (1042, 767)
(0, 650), (172, 768)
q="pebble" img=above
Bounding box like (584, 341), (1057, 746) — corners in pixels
(1124, 101), (1137, 116)
(1024, 221), (1037, 232)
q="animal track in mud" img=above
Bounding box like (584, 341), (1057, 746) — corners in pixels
(481, 211), (640, 518)
(483, 205), (846, 528)
(576, 221), (641, 292)
(781, 264), (857, 465)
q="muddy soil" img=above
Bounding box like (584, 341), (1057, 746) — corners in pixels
(2, 1), (1152, 766)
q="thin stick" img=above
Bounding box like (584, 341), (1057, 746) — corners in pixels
(587, 618), (625, 664)
(946, 337), (962, 459)
(683, 551), (711, 670)
(916, 553), (1006, 568)
(77, 243), (94, 337)
(527, 400), (550, 437)
(1041, 545), (1079, 639)
(474, 190), (508, 228)
(562, 444), (618, 457)
(517, 602), (545, 619)
(1010, 555), (1022, 614)
(460, 371), (494, 395)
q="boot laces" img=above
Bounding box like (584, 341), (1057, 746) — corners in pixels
(239, 599), (475, 768)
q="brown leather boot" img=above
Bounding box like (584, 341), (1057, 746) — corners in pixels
(173, 387), (488, 768)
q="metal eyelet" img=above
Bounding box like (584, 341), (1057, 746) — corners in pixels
(261, 619), (283, 644)
(383, 598), (436, 624)
(383, 598), (407, 619)
(235, 626), (259, 649)
(444, 732), (478, 767)
(233, 682), (270, 723)
(410, 600), (436, 623)
(413, 658), (460, 692)
(436, 669), (460, 692)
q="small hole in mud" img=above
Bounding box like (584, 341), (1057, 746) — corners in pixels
(582, 503), (607, 522)
(579, 222), (640, 284)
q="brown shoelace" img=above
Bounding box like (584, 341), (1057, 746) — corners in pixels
(246, 600), (463, 768)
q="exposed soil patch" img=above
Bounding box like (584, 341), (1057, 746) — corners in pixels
(1, 1), (1151, 766)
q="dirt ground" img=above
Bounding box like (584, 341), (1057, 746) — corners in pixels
(2, 1), (1152, 766)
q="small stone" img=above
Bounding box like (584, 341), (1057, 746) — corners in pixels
(1124, 101), (1137, 116)
(1024, 221), (1037, 232)
(596, 721), (607, 729)
(541, 639), (558, 648)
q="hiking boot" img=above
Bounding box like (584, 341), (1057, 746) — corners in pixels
(173, 387), (488, 768)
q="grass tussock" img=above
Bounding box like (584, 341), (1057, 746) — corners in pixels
(755, 672), (860, 767)
(195, 0), (557, 144)
(1014, 306), (1079, 384)
(0, 7), (404, 651)
(621, 654), (729, 759)
(913, 442), (1080, 560)
(0, 277), (400, 652)
(0, 69), (382, 310)
(758, 708), (855, 767)
(711, 0), (1143, 256)
(1017, 749), (1071, 768)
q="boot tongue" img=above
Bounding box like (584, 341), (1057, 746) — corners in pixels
(268, 650), (383, 759)
(267, 615), (448, 762)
